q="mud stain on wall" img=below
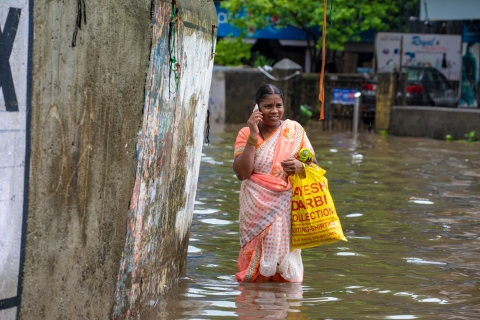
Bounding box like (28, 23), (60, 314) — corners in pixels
(112, 0), (216, 317)
(20, 1), (153, 319)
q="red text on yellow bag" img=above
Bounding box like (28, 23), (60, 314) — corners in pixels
(289, 163), (347, 250)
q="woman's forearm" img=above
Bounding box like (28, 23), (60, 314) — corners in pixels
(233, 135), (258, 180)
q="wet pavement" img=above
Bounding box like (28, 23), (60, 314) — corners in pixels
(147, 124), (480, 319)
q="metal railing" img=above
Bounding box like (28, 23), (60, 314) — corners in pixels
(274, 70), (461, 133)
(297, 74), (372, 132)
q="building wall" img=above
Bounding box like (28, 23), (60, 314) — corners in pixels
(421, 0), (480, 21)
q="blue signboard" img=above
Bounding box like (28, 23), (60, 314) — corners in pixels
(215, 2), (319, 40)
(463, 21), (480, 44)
(331, 89), (359, 105)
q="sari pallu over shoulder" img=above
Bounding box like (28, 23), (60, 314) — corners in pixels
(236, 120), (306, 246)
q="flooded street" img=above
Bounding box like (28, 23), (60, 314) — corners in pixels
(149, 124), (480, 319)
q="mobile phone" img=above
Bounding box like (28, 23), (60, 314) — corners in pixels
(252, 104), (259, 124)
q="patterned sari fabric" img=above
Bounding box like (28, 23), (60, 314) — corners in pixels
(234, 120), (314, 282)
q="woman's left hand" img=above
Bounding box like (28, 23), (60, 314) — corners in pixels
(281, 158), (304, 175)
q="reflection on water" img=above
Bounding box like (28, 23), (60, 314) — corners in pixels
(236, 283), (304, 319)
(145, 124), (480, 319)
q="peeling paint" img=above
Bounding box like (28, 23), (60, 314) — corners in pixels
(112, 0), (216, 317)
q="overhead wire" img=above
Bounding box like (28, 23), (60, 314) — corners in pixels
(318, 0), (328, 120)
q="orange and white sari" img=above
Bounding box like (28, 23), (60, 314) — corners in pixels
(234, 119), (314, 282)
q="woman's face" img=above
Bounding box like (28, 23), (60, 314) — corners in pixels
(258, 94), (284, 127)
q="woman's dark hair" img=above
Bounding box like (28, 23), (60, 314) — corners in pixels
(254, 84), (284, 105)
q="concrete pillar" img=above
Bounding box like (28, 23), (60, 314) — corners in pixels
(0, 0), (216, 319)
(375, 73), (396, 132)
(18, 0), (156, 315)
(112, 0), (217, 317)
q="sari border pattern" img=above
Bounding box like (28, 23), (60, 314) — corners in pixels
(243, 227), (270, 282)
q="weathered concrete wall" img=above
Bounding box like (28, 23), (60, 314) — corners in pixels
(208, 67), (226, 124)
(112, 0), (217, 318)
(210, 67), (301, 124)
(390, 106), (480, 140)
(209, 68), (365, 124)
(224, 68), (272, 123)
(1, 0), (216, 319)
(18, 0), (153, 319)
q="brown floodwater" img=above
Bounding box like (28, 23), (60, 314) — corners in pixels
(148, 124), (480, 319)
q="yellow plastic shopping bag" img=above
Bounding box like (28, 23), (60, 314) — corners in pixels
(289, 163), (347, 250)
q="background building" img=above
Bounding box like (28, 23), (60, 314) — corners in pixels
(214, 1), (374, 74)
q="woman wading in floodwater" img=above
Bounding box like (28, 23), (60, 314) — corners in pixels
(233, 84), (317, 282)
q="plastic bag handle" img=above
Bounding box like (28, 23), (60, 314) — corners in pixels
(303, 163), (326, 179)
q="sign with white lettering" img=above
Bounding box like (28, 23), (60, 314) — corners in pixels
(0, 0), (31, 317)
(375, 32), (462, 81)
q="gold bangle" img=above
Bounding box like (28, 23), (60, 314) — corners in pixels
(247, 135), (258, 146)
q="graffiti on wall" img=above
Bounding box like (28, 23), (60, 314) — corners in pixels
(0, 1), (31, 318)
(111, 0), (216, 317)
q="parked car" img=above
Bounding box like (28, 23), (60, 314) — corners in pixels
(361, 66), (459, 125)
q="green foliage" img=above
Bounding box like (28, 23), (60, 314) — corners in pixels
(445, 132), (478, 143)
(387, 0), (420, 32)
(299, 105), (313, 125)
(251, 52), (276, 68)
(214, 35), (275, 67)
(222, 0), (403, 49)
(221, 0), (416, 70)
(464, 131), (477, 142)
(379, 130), (388, 137)
(214, 35), (252, 66)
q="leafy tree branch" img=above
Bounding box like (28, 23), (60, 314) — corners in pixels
(221, 0), (418, 72)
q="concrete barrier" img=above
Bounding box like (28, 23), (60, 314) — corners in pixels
(209, 67), (280, 123)
(390, 106), (480, 140)
(0, 0), (216, 319)
(208, 67), (368, 126)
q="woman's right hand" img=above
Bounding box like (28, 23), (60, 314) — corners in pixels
(247, 111), (263, 134)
